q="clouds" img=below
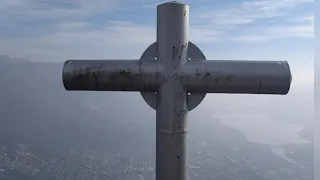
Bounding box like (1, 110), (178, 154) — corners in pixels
(40, 21), (155, 47)
(194, 0), (314, 42)
(230, 19), (313, 42)
(231, 13), (314, 42)
(0, 0), (120, 17)
(0, 0), (313, 40)
(0, 0), (314, 69)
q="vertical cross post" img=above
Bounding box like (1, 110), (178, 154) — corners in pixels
(156, 2), (189, 180)
(62, 2), (292, 180)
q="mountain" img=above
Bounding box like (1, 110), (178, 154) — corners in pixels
(0, 56), (227, 158)
(0, 55), (29, 64)
(0, 57), (157, 158)
(0, 55), (313, 180)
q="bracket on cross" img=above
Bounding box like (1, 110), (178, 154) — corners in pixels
(140, 41), (207, 111)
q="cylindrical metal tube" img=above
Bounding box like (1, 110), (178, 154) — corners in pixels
(157, 1), (189, 72)
(156, 2), (189, 180)
(62, 60), (164, 92)
(180, 60), (292, 94)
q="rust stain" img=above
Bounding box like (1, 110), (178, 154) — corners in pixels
(196, 69), (201, 76)
(172, 46), (176, 59)
(118, 70), (133, 76)
(225, 75), (233, 81)
(258, 80), (262, 93)
(215, 78), (219, 84)
(180, 44), (184, 59)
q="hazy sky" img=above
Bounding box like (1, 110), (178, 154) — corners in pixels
(0, 0), (314, 88)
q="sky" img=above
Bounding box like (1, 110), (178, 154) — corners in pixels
(0, 0), (315, 159)
(0, 0), (314, 88)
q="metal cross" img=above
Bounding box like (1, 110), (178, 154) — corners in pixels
(62, 2), (292, 180)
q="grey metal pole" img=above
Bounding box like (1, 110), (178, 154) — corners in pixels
(180, 60), (291, 94)
(156, 2), (189, 180)
(62, 60), (163, 92)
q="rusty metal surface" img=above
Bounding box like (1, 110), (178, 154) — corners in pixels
(62, 60), (164, 92)
(156, 2), (188, 180)
(61, 1), (293, 180)
(139, 41), (207, 111)
(139, 42), (159, 110)
(62, 58), (292, 95)
(185, 42), (207, 111)
(180, 60), (292, 94)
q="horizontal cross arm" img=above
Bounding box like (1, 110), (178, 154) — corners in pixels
(63, 60), (164, 92)
(180, 60), (292, 94)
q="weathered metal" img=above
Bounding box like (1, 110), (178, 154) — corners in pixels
(179, 60), (291, 94)
(155, 2), (189, 180)
(63, 60), (163, 91)
(62, 1), (292, 180)
(139, 41), (208, 111)
(63, 59), (291, 94)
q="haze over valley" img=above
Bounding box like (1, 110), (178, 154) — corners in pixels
(0, 55), (313, 180)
